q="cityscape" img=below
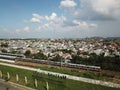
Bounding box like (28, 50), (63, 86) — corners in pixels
(0, 38), (119, 62)
(0, 0), (120, 90)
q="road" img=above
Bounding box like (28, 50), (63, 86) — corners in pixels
(0, 62), (120, 88)
(0, 59), (15, 63)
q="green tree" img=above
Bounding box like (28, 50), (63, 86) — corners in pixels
(1, 42), (9, 47)
(1, 49), (8, 53)
(33, 51), (48, 60)
(51, 54), (63, 62)
(24, 50), (31, 58)
(71, 55), (84, 64)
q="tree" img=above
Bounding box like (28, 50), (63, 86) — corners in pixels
(33, 51), (48, 60)
(1, 49), (7, 53)
(51, 54), (63, 62)
(1, 42), (9, 47)
(71, 55), (84, 64)
(24, 50), (31, 58)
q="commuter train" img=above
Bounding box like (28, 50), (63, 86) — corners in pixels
(0, 53), (25, 60)
(17, 58), (101, 72)
(0, 53), (101, 72)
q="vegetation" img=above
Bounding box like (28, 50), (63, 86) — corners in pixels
(1, 49), (8, 53)
(24, 50), (48, 59)
(15, 60), (120, 84)
(56, 49), (73, 54)
(51, 54), (63, 62)
(71, 53), (120, 71)
(33, 51), (48, 60)
(0, 42), (9, 47)
(24, 50), (32, 58)
(0, 65), (119, 90)
(35, 65), (120, 83)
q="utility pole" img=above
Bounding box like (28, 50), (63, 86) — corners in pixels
(61, 58), (62, 68)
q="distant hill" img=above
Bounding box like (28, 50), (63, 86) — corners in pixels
(106, 37), (120, 39)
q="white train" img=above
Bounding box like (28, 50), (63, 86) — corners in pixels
(0, 53), (101, 72)
(17, 58), (101, 72)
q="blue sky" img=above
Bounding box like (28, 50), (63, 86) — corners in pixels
(0, 0), (120, 38)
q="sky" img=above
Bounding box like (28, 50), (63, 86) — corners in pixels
(0, 0), (120, 38)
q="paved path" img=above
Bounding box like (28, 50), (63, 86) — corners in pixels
(0, 79), (35, 90)
(0, 59), (15, 63)
(0, 62), (120, 88)
(0, 80), (21, 90)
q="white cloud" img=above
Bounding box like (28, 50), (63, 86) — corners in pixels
(60, 0), (77, 8)
(30, 13), (43, 23)
(44, 12), (67, 24)
(46, 12), (66, 22)
(16, 26), (30, 33)
(73, 20), (97, 28)
(61, 0), (120, 20)
(91, 0), (120, 16)
(45, 12), (57, 21)
(36, 19), (97, 33)
(29, 12), (96, 35)
(23, 26), (30, 32)
(50, 12), (57, 21)
(16, 29), (20, 33)
(35, 12), (67, 32)
(90, 23), (97, 27)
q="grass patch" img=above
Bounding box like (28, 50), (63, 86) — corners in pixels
(15, 61), (120, 83)
(35, 65), (117, 81)
(0, 64), (119, 90)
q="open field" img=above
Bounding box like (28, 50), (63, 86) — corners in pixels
(0, 64), (120, 90)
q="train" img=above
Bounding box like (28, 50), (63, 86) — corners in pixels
(0, 53), (25, 60)
(17, 58), (101, 72)
(0, 53), (101, 72)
